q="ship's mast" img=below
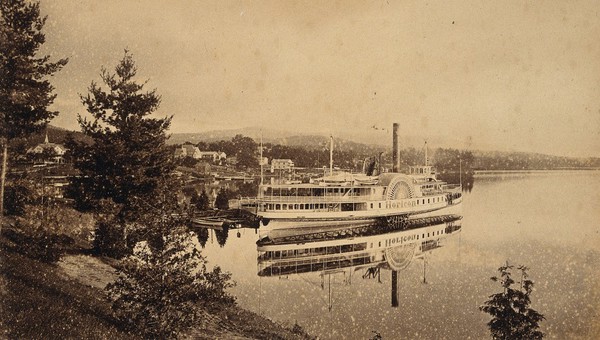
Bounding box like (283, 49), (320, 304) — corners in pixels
(260, 133), (264, 186)
(424, 140), (428, 166)
(459, 158), (462, 188)
(329, 135), (333, 176)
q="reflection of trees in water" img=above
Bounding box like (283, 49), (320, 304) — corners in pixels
(214, 225), (229, 247)
(437, 172), (475, 193)
(194, 228), (209, 248)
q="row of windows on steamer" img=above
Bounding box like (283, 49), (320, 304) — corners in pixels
(264, 186), (373, 197)
(265, 195), (448, 211)
(260, 227), (447, 260)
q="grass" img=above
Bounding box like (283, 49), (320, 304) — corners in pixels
(0, 237), (135, 339)
(0, 224), (312, 339)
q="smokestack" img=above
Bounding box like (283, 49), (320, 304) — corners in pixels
(392, 123), (400, 172)
(391, 270), (399, 307)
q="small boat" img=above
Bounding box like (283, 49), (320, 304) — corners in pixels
(191, 217), (225, 228)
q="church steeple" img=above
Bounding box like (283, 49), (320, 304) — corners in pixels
(44, 131), (49, 144)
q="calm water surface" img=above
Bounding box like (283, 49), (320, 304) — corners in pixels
(199, 171), (600, 339)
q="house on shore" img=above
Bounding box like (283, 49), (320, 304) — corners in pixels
(271, 159), (294, 172)
(27, 133), (67, 164)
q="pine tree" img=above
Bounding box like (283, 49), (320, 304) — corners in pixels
(197, 189), (210, 211)
(214, 189), (229, 210)
(0, 0), (67, 230)
(68, 51), (178, 256)
(480, 263), (545, 339)
(68, 50), (176, 218)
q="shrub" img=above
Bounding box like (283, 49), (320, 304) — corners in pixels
(107, 227), (235, 338)
(480, 263), (545, 339)
(8, 205), (75, 262)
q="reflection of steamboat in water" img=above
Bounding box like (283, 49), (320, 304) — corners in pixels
(239, 124), (462, 231)
(257, 217), (462, 278)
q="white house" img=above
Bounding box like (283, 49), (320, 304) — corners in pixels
(271, 159), (294, 172)
(27, 133), (67, 164)
(198, 151), (227, 163)
(174, 144), (202, 159)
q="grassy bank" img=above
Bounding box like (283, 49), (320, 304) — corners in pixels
(0, 230), (310, 339)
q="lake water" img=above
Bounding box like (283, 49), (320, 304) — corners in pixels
(198, 171), (600, 339)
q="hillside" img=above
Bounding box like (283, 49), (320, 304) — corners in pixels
(24, 125), (90, 147)
(167, 126), (475, 151)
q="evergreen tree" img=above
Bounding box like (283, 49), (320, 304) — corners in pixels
(0, 0), (67, 230)
(196, 189), (210, 211)
(68, 51), (176, 218)
(214, 189), (229, 210)
(107, 224), (235, 338)
(480, 263), (545, 339)
(67, 51), (177, 256)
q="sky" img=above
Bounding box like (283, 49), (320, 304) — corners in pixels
(38, 0), (600, 157)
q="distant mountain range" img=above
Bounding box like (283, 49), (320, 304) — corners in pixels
(166, 126), (485, 151)
(38, 125), (599, 165)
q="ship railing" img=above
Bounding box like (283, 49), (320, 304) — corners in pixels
(258, 251), (372, 265)
(252, 195), (385, 203)
(441, 184), (461, 193)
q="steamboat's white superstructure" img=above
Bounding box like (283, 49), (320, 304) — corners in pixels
(239, 165), (461, 230)
(238, 123), (462, 231)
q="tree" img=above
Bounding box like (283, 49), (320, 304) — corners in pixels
(0, 0), (67, 232)
(480, 263), (545, 339)
(69, 51), (175, 215)
(231, 134), (257, 168)
(192, 189), (210, 211)
(214, 189), (229, 210)
(107, 224), (235, 338)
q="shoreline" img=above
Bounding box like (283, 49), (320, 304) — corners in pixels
(473, 168), (600, 175)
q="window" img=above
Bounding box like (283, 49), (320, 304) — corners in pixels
(275, 204), (280, 210)
(370, 203), (373, 209)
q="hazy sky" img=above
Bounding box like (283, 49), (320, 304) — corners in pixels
(39, 1), (599, 157)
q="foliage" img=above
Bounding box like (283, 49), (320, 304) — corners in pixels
(370, 331), (383, 340)
(190, 188), (210, 211)
(236, 180), (258, 197)
(178, 155), (199, 168)
(67, 50), (177, 220)
(214, 189), (230, 210)
(4, 177), (33, 216)
(67, 51), (178, 257)
(0, 0), (68, 140)
(472, 150), (600, 170)
(6, 203), (75, 262)
(231, 134), (258, 168)
(92, 216), (128, 259)
(480, 263), (545, 339)
(214, 225), (229, 247)
(107, 225), (235, 338)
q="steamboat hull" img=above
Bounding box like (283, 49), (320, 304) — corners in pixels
(259, 199), (462, 231)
